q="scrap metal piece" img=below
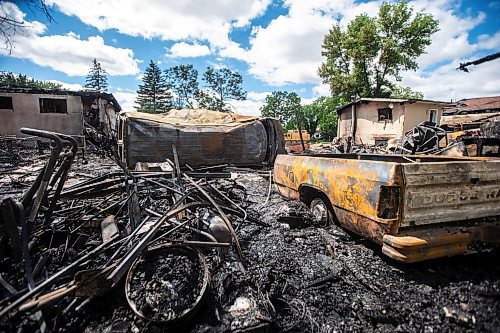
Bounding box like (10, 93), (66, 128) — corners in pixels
(20, 128), (63, 225)
(106, 200), (205, 285)
(101, 215), (119, 243)
(184, 174), (244, 262)
(125, 244), (210, 324)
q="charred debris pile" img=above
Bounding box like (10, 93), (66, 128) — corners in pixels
(312, 121), (500, 157)
(0, 128), (499, 333)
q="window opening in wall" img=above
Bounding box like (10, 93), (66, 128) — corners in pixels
(39, 98), (67, 114)
(118, 119), (124, 141)
(378, 107), (392, 121)
(0, 96), (13, 109)
(428, 109), (437, 124)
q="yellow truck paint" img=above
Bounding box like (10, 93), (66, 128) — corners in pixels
(274, 153), (500, 263)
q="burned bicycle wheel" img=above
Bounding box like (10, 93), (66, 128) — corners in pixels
(125, 244), (210, 324)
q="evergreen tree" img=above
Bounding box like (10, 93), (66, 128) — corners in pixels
(84, 59), (108, 93)
(135, 60), (172, 113)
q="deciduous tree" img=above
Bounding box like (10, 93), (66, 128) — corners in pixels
(0, 1), (53, 53)
(390, 85), (424, 99)
(297, 96), (346, 139)
(315, 96), (346, 140)
(260, 91), (301, 129)
(135, 60), (172, 113)
(200, 67), (246, 112)
(318, 1), (438, 100)
(164, 64), (199, 109)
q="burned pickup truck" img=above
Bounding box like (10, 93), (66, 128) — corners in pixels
(274, 153), (500, 262)
(117, 109), (285, 169)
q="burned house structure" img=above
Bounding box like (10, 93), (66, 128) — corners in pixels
(439, 96), (500, 157)
(0, 87), (121, 144)
(441, 96), (500, 131)
(335, 98), (453, 145)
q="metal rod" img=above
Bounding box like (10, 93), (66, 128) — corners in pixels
(0, 234), (125, 318)
(106, 200), (205, 285)
(184, 174), (244, 262)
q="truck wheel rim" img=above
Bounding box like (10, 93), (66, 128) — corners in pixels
(311, 200), (328, 225)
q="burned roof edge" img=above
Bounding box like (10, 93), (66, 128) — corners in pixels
(335, 97), (455, 114)
(0, 87), (122, 112)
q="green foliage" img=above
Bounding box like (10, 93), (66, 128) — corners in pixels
(164, 64), (199, 109)
(200, 67), (246, 112)
(299, 96), (346, 140)
(319, 1), (438, 100)
(0, 71), (65, 90)
(298, 103), (320, 136)
(316, 96), (346, 140)
(135, 60), (173, 114)
(84, 58), (108, 93)
(260, 91), (301, 128)
(391, 85), (424, 99)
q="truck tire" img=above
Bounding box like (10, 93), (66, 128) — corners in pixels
(310, 197), (332, 226)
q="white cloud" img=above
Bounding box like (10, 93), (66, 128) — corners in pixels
(477, 31), (500, 50)
(230, 91), (270, 116)
(166, 42), (211, 58)
(46, 0), (272, 48)
(219, 0), (380, 86)
(0, 3), (140, 77)
(312, 83), (331, 97)
(398, 0), (500, 101)
(47, 80), (83, 91)
(113, 91), (137, 112)
(401, 56), (500, 102)
(411, 0), (487, 67)
(220, 0), (499, 103)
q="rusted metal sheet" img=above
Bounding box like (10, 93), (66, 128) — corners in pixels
(401, 160), (500, 227)
(273, 154), (402, 241)
(118, 110), (285, 169)
(383, 219), (500, 263)
(274, 153), (500, 262)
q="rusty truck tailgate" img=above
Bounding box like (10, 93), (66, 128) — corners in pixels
(401, 159), (500, 227)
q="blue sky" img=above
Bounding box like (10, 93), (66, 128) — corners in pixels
(0, 0), (499, 115)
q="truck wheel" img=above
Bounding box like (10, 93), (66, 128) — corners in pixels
(310, 198), (331, 226)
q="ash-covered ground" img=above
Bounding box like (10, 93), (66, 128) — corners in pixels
(1, 152), (499, 333)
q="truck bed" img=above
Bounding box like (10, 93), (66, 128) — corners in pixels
(273, 153), (500, 262)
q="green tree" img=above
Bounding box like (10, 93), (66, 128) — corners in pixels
(298, 104), (321, 137)
(0, 71), (64, 90)
(260, 91), (301, 129)
(199, 67), (246, 112)
(135, 60), (172, 113)
(297, 96), (346, 140)
(316, 96), (346, 140)
(84, 58), (108, 93)
(164, 64), (199, 109)
(391, 85), (424, 99)
(318, 1), (438, 100)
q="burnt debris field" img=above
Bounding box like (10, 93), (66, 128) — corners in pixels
(0, 136), (499, 333)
